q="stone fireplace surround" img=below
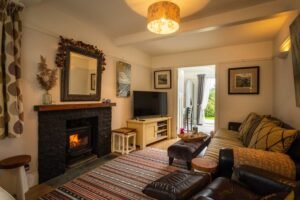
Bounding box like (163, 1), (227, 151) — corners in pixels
(34, 103), (115, 183)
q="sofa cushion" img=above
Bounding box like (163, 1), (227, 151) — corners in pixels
(213, 128), (240, 142)
(233, 147), (296, 180)
(238, 112), (258, 135)
(142, 170), (210, 200)
(240, 115), (263, 146)
(248, 118), (297, 153)
(204, 138), (243, 162)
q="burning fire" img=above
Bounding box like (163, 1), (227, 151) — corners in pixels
(69, 134), (82, 149)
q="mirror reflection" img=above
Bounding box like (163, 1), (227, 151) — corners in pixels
(68, 52), (97, 95)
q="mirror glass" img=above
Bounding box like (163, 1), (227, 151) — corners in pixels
(68, 52), (97, 95)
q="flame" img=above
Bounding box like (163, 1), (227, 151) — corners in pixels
(70, 134), (81, 149)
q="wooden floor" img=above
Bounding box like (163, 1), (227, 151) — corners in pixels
(25, 138), (178, 200)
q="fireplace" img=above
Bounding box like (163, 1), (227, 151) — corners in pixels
(66, 117), (98, 167)
(67, 126), (92, 163)
(68, 127), (91, 152)
(35, 103), (115, 183)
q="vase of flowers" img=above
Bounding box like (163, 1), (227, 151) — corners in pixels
(36, 56), (57, 105)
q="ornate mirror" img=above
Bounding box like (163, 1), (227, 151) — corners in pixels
(56, 36), (106, 101)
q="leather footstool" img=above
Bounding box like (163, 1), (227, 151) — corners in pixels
(142, 170), (210, 200)
(168, 136), (211, 170)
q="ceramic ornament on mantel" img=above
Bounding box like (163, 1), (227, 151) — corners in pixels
(36, 55), (58, 105)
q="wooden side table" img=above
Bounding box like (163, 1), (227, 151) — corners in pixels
(0, 155), (31, 200)
(112, 128), (136, 154)
(192, 158), (218, 173)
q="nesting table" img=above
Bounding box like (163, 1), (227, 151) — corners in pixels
(192, 158), (218, 173)
(112, 127), (136, 154)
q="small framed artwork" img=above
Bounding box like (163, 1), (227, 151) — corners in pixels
(228, 66), (259, 94)
(116, 61), (131, 97)
(154, 70), (172, 89)
(290, 15), (300, 107)
(91, 73), (96, 90)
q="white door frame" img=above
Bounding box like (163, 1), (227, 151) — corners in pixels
(175, 65), (219, 134)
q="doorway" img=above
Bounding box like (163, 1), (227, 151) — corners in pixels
(177, 65), (216, 133)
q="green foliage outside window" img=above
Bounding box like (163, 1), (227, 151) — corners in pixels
(205, 88), (215, 119)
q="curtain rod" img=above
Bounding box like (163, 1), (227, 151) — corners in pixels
(23, 23), (152, 69)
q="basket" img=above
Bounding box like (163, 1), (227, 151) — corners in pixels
(177, 132), (207, 142)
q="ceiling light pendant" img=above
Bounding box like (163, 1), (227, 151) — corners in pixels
(147, 1), (180, 34)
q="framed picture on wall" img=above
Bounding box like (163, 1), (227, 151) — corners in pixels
(116, 61), (131, 97)
(90, 73), (96, 91)
(290, 15), (300, 107)
(154, 70), (172, 89)
(228, 66), (260, 94)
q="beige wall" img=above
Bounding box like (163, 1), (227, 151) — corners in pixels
(218, 60), (273, 128)
(0, 3), (151, 186)
(273, 11), (300, 129)
(152, 41), (274, 135)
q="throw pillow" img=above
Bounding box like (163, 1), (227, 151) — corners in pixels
(240, 115), (263, 146)
(238, 112), (259, 140)
(248, 118), (297, 153)
(239, 112), (255, 132)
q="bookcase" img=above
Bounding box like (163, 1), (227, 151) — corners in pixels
(127, 117), (171, 149)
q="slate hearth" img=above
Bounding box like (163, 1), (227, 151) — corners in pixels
(35, 103), (115, 183)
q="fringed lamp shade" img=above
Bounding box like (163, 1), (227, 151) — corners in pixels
(147, 1), (180, 34)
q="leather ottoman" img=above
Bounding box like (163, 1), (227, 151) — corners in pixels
(168, 136), (211, 170)
(142, 170), (210, 200)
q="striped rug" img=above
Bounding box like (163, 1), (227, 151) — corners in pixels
(40, 148), (187, 200)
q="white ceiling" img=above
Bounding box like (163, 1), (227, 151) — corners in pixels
(182, 66), (215, 79)
(25, 0), (299, 56)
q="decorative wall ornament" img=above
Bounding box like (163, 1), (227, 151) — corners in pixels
(290, 15), (300, 107)
(154, 70), (172, 89)
(55, 36), (106, 71)
(57, 36), (104, 101)
(228, 66), (260, 95)
(36, 56), (58, 104)
(116, 61), (131, 97)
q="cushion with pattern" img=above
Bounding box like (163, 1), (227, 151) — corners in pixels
(248, 118), (297, 153)
(239, 113), (259, 142)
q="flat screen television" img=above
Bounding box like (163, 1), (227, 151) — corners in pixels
(133, 91), (167, 117)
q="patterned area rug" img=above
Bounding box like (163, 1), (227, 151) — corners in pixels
(40, 148), (187, 200)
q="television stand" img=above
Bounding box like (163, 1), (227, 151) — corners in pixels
(127, 117), (171, 149)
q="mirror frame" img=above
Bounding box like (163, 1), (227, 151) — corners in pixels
(56, 36), (106, 101)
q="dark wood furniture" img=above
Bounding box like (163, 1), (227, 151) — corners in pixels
(34, 102), (116, 112)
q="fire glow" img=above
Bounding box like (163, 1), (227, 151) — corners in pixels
(69, 134), (82, 149)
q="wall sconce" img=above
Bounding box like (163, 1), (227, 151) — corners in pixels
(277, 37), (291, 59)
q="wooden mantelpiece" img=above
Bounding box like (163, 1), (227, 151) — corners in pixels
(34, 103), (116, 112)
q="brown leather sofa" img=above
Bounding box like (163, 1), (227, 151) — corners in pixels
(190, 165), (298, 200)
(143, 165), (298, 200)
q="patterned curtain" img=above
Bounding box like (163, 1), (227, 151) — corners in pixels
(0, 0), (23, 139)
